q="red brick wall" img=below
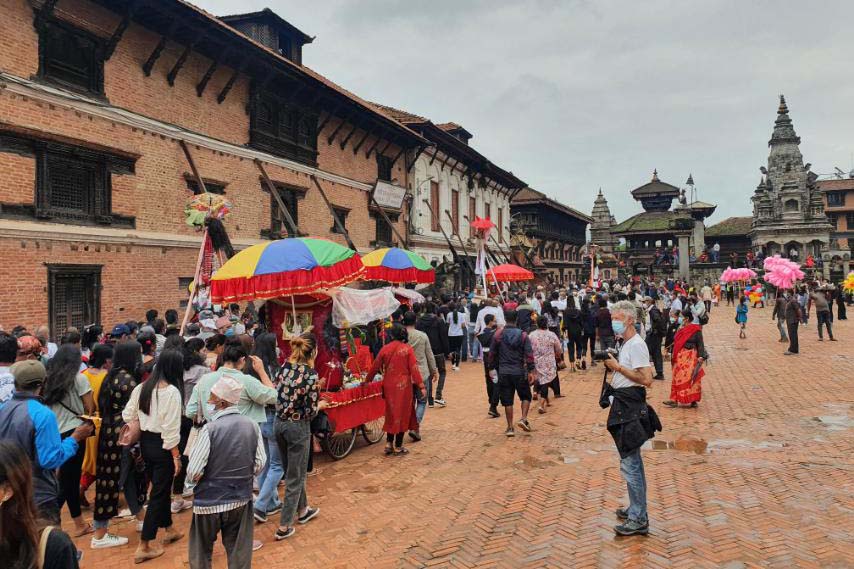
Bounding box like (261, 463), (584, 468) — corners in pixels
(0, 0), (413, 328)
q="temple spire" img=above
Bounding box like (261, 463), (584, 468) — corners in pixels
(778, 94), (788, 115)
(651, 169), (659, 182)
(769, 94), (800, 146)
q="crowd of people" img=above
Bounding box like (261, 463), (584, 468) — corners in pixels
(0, 271), (849, 566)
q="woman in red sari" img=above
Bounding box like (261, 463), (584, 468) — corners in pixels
(663, 308), (708, 408)
(367, 324), (426, 456)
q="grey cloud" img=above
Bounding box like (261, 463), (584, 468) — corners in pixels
(196, 0), (854, 223)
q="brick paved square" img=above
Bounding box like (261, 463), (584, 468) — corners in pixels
(70, 307), (854, 568)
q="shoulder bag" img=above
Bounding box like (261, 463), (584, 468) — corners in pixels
(38, 525), (53, 569)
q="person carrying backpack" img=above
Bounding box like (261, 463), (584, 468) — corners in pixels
(487, 310), (536, 437)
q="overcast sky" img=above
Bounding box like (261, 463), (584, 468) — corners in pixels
(197, 0), (854, 225)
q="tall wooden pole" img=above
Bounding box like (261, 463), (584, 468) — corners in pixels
(255, 159), (301, 237)
(310, 175), (358, 251)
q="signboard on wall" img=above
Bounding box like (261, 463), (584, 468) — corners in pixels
(372, 180), (407, 210)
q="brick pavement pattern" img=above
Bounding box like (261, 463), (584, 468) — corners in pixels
(71, 306), (854, 568)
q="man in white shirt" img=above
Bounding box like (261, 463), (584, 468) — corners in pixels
(602, 301), (654, 537)
(473, 299), (505, 335)
(699, 283), (713, 313)
(670, 292), (683, 314)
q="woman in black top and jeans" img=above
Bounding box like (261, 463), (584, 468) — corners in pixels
(563, 297), (585, 371)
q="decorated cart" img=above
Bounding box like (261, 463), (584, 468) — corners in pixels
(209, 238), (395, 460)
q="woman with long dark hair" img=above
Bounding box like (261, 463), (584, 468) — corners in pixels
(0, 441), (80, 569)
(252, 333), (286, 520)
(123, 349), (185, 563)
(273, 334), (324, 540)
(80, 343), (113, 509)
(137, 331), (157, 380)
(42, 344), (95, 537)
(367, 325), (426, 456)
(172, 337), (209, 512)
(563, 296), (585, 372)
(445, 302), (468, 371)
(91, 341), (145, 549)
(663, 308), (707, 408)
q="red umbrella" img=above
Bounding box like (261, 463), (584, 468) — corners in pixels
(471, 216), (495, 232)
(487, 263), (534, 283)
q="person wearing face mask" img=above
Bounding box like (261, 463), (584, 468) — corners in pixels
(600, 300), (659, 536)
(663, 308), (707, 408)
(185, 374), (267, 569)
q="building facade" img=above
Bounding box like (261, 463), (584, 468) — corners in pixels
(510, 188), (591, 284)
(750, 96), (837, 265)
(0, 1), (427, 332)
(370, 104), (525, 291)
(817, 176), (853, 277)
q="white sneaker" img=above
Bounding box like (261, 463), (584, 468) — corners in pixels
(136, 521), (144, 533)
(171, 498), (192, 514)
(91, 534), (129, 549)
(117, 508), (132, 518)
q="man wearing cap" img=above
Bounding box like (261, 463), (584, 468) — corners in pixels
(0, 360), (94, 523)
(109, 323), (131, 343)
(186, 375), (266, 569)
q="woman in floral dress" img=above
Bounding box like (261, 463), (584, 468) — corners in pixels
(91, 341), (146, 547)
(528, 317), (562, 414)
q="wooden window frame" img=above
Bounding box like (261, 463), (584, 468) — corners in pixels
(469, 196), (477, 238)
(376, 154), (394, 182)
(330, 206), (350, 234)
(184, 174), (227, 195)
(498, 207), (504, 242)
(249, 86), (318, 166)
(37, 16), (105, 96)
(451, 189), (460, 235)
(430, 181), (441, 232)
(47, 264), (101, 340)
(261, 181), (306, 239)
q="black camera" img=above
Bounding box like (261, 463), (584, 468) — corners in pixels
(592, 348), (618, 361)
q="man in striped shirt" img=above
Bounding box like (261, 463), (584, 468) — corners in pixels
(186, 375), (266, 569)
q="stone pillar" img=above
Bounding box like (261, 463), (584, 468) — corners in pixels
(693, 220), (705, 255)
(678, 234), (690, 279)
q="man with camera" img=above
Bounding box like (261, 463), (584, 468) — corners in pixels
(599, 301), (659, 536)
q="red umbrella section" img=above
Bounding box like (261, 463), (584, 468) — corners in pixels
(487, 263), (534, 283)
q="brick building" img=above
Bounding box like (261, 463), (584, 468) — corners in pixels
(0, 1), (428, 333)
(509, 188), (590, 284)
(370, 103), (524, 290)
(817, 176), (854, 278)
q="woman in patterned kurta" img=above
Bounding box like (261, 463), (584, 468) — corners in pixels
(663, 310), (707, 408)
(367, 325), (425, 455)
(528, 318), (562, 414)
(92, 341), (146, 543)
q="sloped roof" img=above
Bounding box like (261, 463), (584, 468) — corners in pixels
(610, 211), (693, 235)
(705, 216), (753, 237)
(817, 178), (854, 191)
(219, 8), (313, 44)
(631, 179), (681, 198)
(369, 103), (427, 125)
(512, 188), (592, 223)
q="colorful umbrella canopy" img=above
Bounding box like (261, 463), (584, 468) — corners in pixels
(488, 263), (534, 283)
(210, 238), (364, 303)
(361, 247), (434, 284)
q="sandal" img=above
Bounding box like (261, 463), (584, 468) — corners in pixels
(384, 445), (394, 455)
(394, 447), (409, 455)
(662, 400), (678, 408)
(73, 523), (94, 537)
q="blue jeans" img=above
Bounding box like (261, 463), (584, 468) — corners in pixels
(255, 409), (283, 514)
(414, 385), (427, 426)
(620, 448), (648, 524)
(469, 329), (482, 361)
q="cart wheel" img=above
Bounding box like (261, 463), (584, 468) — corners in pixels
(361, 417), (385, 444)
(322, 429), (357, 460)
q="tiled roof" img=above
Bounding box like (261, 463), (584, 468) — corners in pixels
(610, 211), (693, 234)
(705, 216), (753, 237)
(167, 1), (426, 144)
(512, 188), (592, 223)
(368, 103), (427, 125)
(817, 178), (854, 191)
(631, 179), (681, 198)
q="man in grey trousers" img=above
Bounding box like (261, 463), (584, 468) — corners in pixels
(186, 375), (267, 569)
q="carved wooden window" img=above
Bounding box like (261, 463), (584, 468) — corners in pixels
(430, 181), (440, 232)
(330, 207), (349, 234)
(375, 216), (393, 246)
(827, 191), (845, 207)
(37, 150), (110, 222)
(48, 265), (101, 336)
(269, 184), (301, 237)
(845, 212), (854, 228)
(38, 18), (104, 95)
(186, 179), (226, 195)
(250, 87), (318, 166)
(377, 154), (394, 182)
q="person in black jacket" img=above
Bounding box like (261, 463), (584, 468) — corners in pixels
(416, 303), (450, 406)
(562, 297), (585, 372)
(477, 314), (500, 417)
(643, 297), (666, 380)
(487, 310), (536, 437)
(580, 298), (597, 369)
(595, 297), (615, 352)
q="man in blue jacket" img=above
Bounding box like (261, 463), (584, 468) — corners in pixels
(0, 359), (93, 523)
